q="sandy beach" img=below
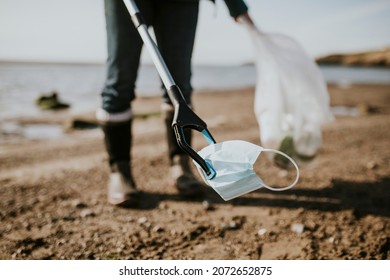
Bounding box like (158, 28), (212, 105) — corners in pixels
(0, 83), (389, 260)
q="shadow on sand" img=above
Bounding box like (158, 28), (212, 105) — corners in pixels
(135, 177), (390, 218)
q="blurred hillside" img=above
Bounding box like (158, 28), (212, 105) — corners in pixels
(316, 48), (390, 67)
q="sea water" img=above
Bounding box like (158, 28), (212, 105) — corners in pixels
(0, 62), (389, 119)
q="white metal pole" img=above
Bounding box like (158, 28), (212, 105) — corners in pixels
(123, 0), (139, 15)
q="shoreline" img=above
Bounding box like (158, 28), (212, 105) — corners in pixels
(0, 82), (388, 127)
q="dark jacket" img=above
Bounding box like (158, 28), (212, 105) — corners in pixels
(175, 0), (248, 18)
(223, 0), (248, 18)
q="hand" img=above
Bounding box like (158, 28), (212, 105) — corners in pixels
(235, 12), (254, 26)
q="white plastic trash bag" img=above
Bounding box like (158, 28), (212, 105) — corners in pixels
(244, 22), (333, 163)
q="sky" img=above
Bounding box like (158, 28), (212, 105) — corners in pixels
(0, 0), (389, 65)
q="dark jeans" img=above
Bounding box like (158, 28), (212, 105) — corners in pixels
(102, 0), (199, 113)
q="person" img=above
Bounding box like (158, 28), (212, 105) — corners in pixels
(97, 0), (252, 207)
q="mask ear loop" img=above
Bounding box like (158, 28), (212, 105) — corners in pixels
(259, 148), (300, 191)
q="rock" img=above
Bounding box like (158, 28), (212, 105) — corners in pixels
(137, 217), (148, 224)
(366, 161), (378, 169)
(278, 170), (289, 178)
(158, 203), (168, 210)
(357, 103), (379, 115)
(325, 225), (336, 236)
(305, 220), (317, 231)
(223, 216), (245, 230)
(274, 136), (295, 168)
(153, 226), (165, 233)
(202, 200), (215, 211)
(257, 228), (267, 236)
(80, 209), (95, 218)
(228, 221), (239, 230)
(35, 91), (70, 110)
(65, 119), (98, 130)
(133, 111), (161, 120)
(291, 223), (305, 234)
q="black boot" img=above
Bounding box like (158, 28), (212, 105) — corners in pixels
(101, 119), (139, 207)
(162, 104), (205, 196)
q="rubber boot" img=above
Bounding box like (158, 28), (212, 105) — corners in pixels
(162, 104), (205, 196)
(107, 160), (138, 207)
(98, 109), (139, 207)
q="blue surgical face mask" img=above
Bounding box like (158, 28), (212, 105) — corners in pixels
(193, 140), (299, 201)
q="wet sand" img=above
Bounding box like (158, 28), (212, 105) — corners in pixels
(0, 83), (389, 259)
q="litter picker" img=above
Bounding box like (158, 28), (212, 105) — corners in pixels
(123, 0), (217, 179)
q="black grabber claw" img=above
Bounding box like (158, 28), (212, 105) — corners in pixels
(168, 85), (217, 179)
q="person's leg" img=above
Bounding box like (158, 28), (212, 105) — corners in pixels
(153, 0), (198, 106)
(102, 0), (144, 113)
(153, 1), (203, 194)
(99, 0), (153, 206)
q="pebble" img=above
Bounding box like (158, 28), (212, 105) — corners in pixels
(153, 226), (165, 233)
(357, 103), (373, 115)
(229, 221), (239, 229)
(291, 223), (305, 234)
(158, 203), (168, 210)
(202, 200), (215, 211)
(366, 161), (377, 169)
(278, 170), (289, 178)
(222, 220), (241, 230)
(305, 220), (317, 231)
(80, 209), (95, 218)
(257, 228), (267, 236)
(137, 217), (148, 224)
